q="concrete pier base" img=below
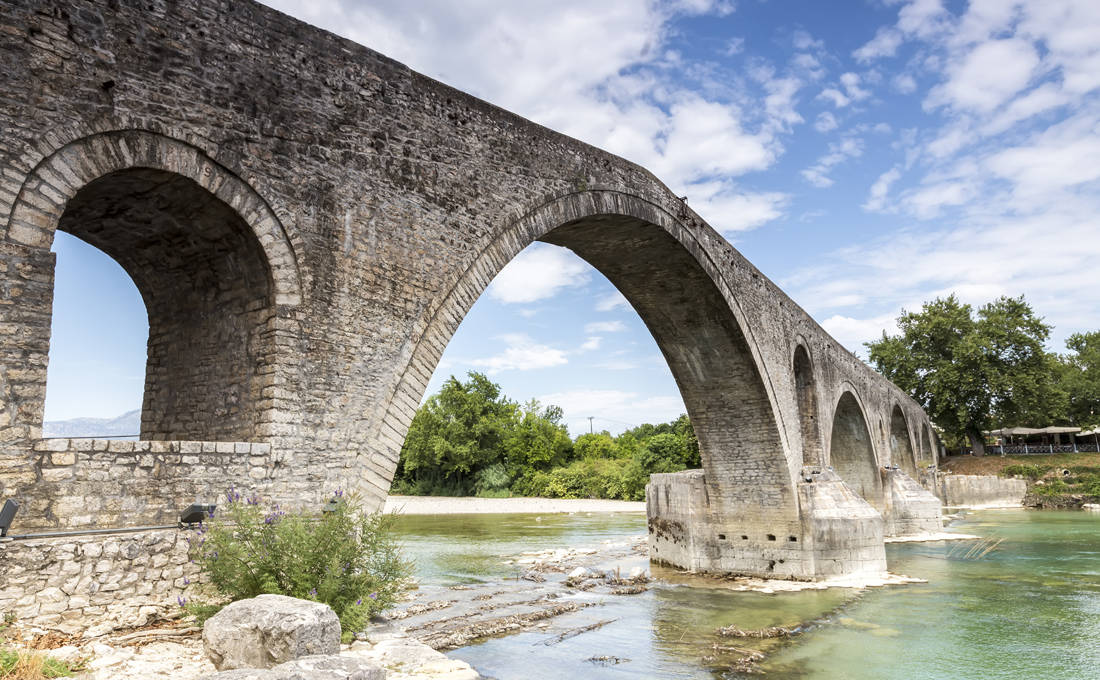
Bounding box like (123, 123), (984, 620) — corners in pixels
(647, 469), (887, 580)
(883, 468), (944, 537)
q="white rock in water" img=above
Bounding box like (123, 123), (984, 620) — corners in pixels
(628, 566), (647, 579)
(568, 567), (591, 579)
(202, 594), (341, 671)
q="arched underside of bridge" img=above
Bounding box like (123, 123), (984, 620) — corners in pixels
(56, 168), (276, 441)
(376, 192), (798, 526)
(793, 344), (824, 468)
(889, 405), (917, 477)
(829, 391), (884, 512)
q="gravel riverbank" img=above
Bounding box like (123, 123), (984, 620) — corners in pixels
(383, 496), (646, 514)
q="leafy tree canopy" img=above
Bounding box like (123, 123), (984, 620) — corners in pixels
(394, 371), (699, 499)
(867, 295), (1066, 455)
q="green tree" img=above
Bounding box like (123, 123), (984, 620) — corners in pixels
(867, 295), (1061, 455)
(1059, 331), (1100, 425)
(396, 373), (515, 495)
(502, 400), (573, 477)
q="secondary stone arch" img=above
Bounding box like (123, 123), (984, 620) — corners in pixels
(792, 342), (824, 467)
(4, 129), (304, 306)
(889, 404), (917, 477)
(828, 388), (884, 511)
(4, 130), (304, 442)
(372, 189), (797, 522)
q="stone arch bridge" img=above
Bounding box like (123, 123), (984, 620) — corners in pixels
(0, 0), (941, 579)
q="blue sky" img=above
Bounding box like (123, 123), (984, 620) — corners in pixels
(44, 0), (1100, 436)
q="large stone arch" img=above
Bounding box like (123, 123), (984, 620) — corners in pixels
(889, 404), (917, 477)
(370, 189), (797, 523)
(829, 390), (884, 511)
(1, 130), (304, 442)
(792, 343), (824, 467)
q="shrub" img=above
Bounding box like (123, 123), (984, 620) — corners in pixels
(1002, 464), (1049, 480)
(187, 489), (412, 641)
(1033, 479), (1069, 497)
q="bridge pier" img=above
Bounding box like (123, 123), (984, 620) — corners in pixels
(647, 469), (887, 580)
(882, 468), (944, 537)
(647, 466), (943, 580)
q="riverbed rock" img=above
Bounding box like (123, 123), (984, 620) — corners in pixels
(568, 567), (593, 579)
(199, 655), (384, 680)
(203, 594), (342, 670)
(345, 638), (479, 679)
(628, 566), (647, 579)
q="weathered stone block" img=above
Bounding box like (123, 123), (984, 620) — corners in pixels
(203, 595), (341, 671)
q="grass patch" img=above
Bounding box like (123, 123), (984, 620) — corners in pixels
(941, 452), (1100, 476)
(0, 647), (77, 679)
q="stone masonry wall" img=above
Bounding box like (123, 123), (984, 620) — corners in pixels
(8, 438), (279, 531)
(0, 528), (199, 634)
(936, 475), (1026, 508)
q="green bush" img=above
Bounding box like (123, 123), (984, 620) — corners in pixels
(1003, 464), (1049, 480)
(512, 458), (649, 501)
(187, 489), (412, 641)
(1033, 479), (1069, 497)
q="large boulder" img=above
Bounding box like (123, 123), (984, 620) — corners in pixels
(203, 594), (342, 671)
(198, 655), (385, 680)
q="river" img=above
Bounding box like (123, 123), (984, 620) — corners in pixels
(392, 509), (1100, 679)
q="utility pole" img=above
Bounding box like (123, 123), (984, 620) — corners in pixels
(588, 416), (594, 434)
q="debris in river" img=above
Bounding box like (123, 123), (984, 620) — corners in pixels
(716, 625), (793, 639)
(417, 600), (594, 650)
(585, 655), (629, 665)
(388, 600), (456, 620)
(540, 619), (618, 646)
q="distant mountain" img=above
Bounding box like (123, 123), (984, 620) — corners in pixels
(42, 409), (141, 438)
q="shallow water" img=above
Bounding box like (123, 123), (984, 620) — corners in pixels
(392, 509), (1100, 679)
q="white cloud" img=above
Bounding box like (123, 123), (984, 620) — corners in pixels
(488, 244), (590, 304)
(897, 0), (949, 39)
(792, 29), (824, 51)
(927, 38), (1039, 112)
(538, 389), (685, 435)
(579, 337), (602, 352)
(686, 182), (788, 233)
(802, 137), (864, 188)
(584, 320), (627, 334)
(814, 111), (839, 133)
(820, 314), (900, 357)
(854, 27), (904, 62)
(863, 167), (902, 212)
(818, 87), (850, 108)
(595, 292), (630, 312)
(892, 73), (917, 94)
(471, 334), (568, 373)
(723, 37), (745, 56)
(839, 72), (871, 102)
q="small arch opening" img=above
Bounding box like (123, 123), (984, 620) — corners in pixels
(829, 391), (884, 511)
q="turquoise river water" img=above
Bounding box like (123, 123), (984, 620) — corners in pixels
(392, 509), (1100, 679)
